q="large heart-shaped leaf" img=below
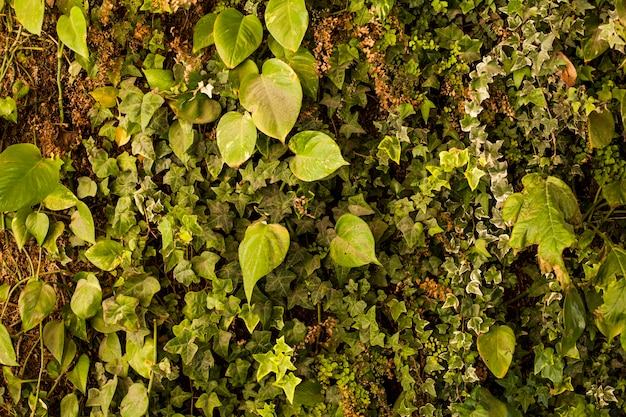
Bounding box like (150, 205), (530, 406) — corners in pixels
(193, 13), (217, 52)
(265, 0), (308, 52)
(239, 59), (302, 142)
(0, 323), (19, 366)
(56, 7), (89, 59)
(85, 240), (124, 271)
(477, 325), (516, 378)
(214, 8), (263, 69)
(588, 108), (615, 149)
(217, 111), (257, 168)
(0, 144), (61, 212)
(288, 131), (348, 181)
(71, 273), (102, 319)
(18, 280), (57, 331)
(239, 222), (290, 302)
(330, 214), (381, 267)
(14, 0), (44, 35)
(283, 47), (318, 98)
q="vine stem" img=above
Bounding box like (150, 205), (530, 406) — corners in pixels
(57, 40), (64, 126)
(29, 324), (45, 417)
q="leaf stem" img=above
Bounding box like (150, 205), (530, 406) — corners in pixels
(29, 324), (45, 417)
(57, 41), (64, 126)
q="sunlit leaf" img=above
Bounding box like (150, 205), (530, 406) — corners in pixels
(18, 280), (56, 331)
(70, 200), (96, 244)
(120, 383), (149, 417)
(56, 7), (89, 58)
(588, 109), (615, 149)
(42, 184), (78, 211)
(0, 323), (19, 366)
(43, 320), (65, 363)
(239, 222), (290, 302)
(288, 131), (348, 181)
(217, 111), (257, 168)
(265, 0), (308, 52)
(14, 0), (44, 35)
(330, 214), (381, 267)
(102, 294), (140, 332)
(168, 93), (221, 124)
(85, 240), (124, 271)
(71, 273), (102, 319)
(273, 372), (302, 404)
(477, 325), (515, 378)
(193, 13), (217, 52)
(214, 8), (263, 69)
(378, 135), (401, 164)
(26, 211), (49, 246)
(127, 337), (155, 379)
(282, 47), (318, 98)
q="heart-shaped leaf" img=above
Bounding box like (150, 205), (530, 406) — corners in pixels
(169, 93), (221, 124)
(14, 0), (44, 35)
(0, 144), (61, 212)
(71, 273), (102, 319)
(0, 323), (19, 366)
(193, 13), (217, 52)
(85, 240), (124, 271)
(217, 111), (257, 168)
(239, 222), (290, 302)
(330, 214), (381, 267)
(477, 325), (516, 378)
(240, 59), (302, 142)
(43, 320), (65, 363)
(169, 119), (195, 165)
(588, 108), (615, 149)
(214, 8), (263, 69)
(43, 184), (78, 211)
(283, 48), (318, 98)
(120, 383), (149, 417)
(70, 200), (95, 244)
(18, 280), (57, 331)
(265, 0), (308, 52)
(56, 7), (89, 59)
(26, 212), (49, 246)
(288, 131), (348, 181)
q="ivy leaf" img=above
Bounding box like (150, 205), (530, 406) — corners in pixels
(140, 92), (165, 131)
(18, 280), (57, 331)
(70, 200), (96, 244)
(0, 144), (61, 212)
(378, 135), (401, 164)
(265, 0), (308, 52)
(588, 109), (615, 149)
(330, 214), (381, 268)
(0, 323), (19, 366)
(502, 174), (581, 284)
(14, 0), (44, 35)
(239, 222), (290, 302)
(288, 131), (348, 181)
(195, 392), (222, 417)
(193, 13), (217, 52)
(583, 27), (609, 62)
(273, 372), (303, 404)
(120, 383), (149, 417)
(214, 8), (263, 69)
(164, 328), (199, 364)
(102, 294), (140, 332)
(56, 7), (89, 59)
(70, 273), (102, 319)
(85, 240), (124, 271)
(477, 325), (515, 378)
(217, 111), (257, 168)
(240, 58), (302, 142)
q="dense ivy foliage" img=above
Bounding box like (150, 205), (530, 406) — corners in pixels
(2, 0), (626, 415)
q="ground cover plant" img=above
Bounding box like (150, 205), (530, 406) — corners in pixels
(1, 0), (626, 415)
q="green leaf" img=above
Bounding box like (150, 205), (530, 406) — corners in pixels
(70, 200), (96, 244)
(0, 144), (61, 212)
(26, 212), (49, 246)
(217, 111), (257, 168)
(239, 222), (290, 302)
(562, 287), (586, 354)
(193, 13), (217, 52)
(67, 354), (89, 393)
(141, 91), (165, 131)
(502, 174), (581, 284)
(56, 7), (89, 59)
(273, 372), (302, 404)
(378, 135), (401, 164)
(42, 184), (78, 210)
(43, 320), (65, 363)
(0, 96), (17, 123)
(168, 93), (221, 124)
(195, 392), (222, 417)
(265, 0), (308, 52)
(583, 27), (609, 62)
(43, 221), (65, 255)
(229, 59), (259, 92)
(600, 278), (626, 339)
(143, 69), (175, 91)
(283, 47), (318, 98)
(18, 280), (56, 331)
(288, 131), (348, 181)
(0, 323), (19, 366)
(85, 240), (124, 271)
(102, 294), (140, 332)
(239, 58), (303, 142)
(71, 273), (102, 319)
(120, 383), (149, 417)
(330, 214), (381, 268)
(477, 325), (515, 378)
(89, 87), (119, 108)
(214, 8), (263, 68)
(164, 328), (199, 364)
(60, 393), (79, 417)
(127, 337), (155, 379)
(12, 207), (32, 250)
(169, 119), (195, 164)
(14, 0), (44, 35)
(588, 109), (615, 149)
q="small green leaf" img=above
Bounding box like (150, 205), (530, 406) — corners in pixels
(43, 320), (65, 363)
(378, 135), (401, 164)
(273, 372), (302, 404)
(214, 8), (263, 69)
(289, 131), (348, 181)
(85, 240), (124, 271)
(71, 273), (102, 319)
(265, 0), (308, 52)
(193, 13), (217, 52)
(89, 87), (119, 108)
(0, 323), (19, 366)
(70, 200), (96, 244)
(102, 294), (140, 332)
(0, 144), (61, 212)
(18, 280), (57, 331)
(67, 354), (90, 393)
(26, 212), (49, 246)
(217, 111), (257, 168)
(60, 393), (79, 417)
(120, 383), (149, 417)
(0, 96), (17, 123)
(43, 221), (65, 255)
(562, 287), (586, 354)
(143, 69), (175, 91)
(477, 325), (516, 378)
(42, 184), (78, 210)
(168, 93), (221, 124)
(240, 59), (302, 142)
(239, 222), (290, 302)
(588, 109), (615, 149)
(56, 7), (89, 59)
(169, 119), (195, 164)
(12, 207), (32, 250)
(195, 392), (222, 417)
(141, 91), (165, 131)
(330, 214), (381, 268)
(14, 0), (44, 35)
(583, 27), (609, 62)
